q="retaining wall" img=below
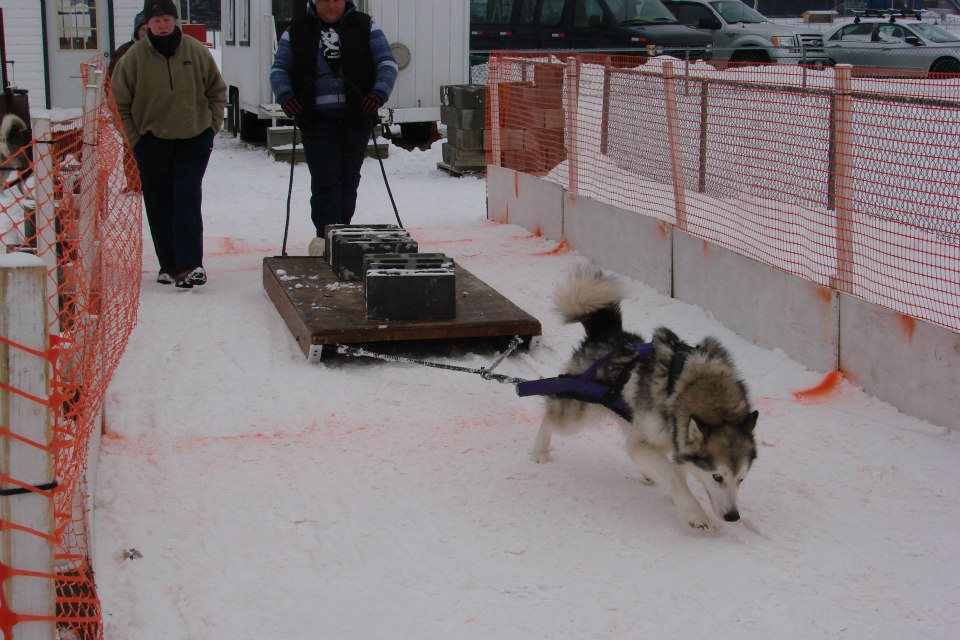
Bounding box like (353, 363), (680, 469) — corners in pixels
(487, 165), (959, 430)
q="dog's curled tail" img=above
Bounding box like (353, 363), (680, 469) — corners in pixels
(554, 266), (626, 341)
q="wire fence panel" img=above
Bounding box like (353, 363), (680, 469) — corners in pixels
(487, 52), (960, 333)
(1, 58), (142, 640)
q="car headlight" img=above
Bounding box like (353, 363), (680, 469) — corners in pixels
(771, 35), (797, 47)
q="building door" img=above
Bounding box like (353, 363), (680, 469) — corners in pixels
(45, 0), (112, 108)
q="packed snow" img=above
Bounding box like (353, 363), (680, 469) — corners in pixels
(93, 133), (960, 639)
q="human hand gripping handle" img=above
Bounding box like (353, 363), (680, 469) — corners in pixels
(281, 97), (303, 118)
(361, 92), (384, 114)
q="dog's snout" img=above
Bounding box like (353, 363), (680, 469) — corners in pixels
(724, 511), (740, 522)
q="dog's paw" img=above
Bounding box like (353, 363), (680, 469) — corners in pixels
(680, 505), (711, 530)
(531, 450), (551, 464)
(688, 519), (710, 531)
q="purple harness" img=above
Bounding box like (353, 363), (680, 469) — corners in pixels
(516, 341), (654, 421)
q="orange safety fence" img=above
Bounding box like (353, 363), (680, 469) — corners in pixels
(1, 58), (142, 639)
(486, 53), (960, 334)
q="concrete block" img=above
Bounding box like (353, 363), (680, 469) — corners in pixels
(485, 128), (524, 151)
(442, 142), (486, 168)
(447, 126), (484, 151)
(364, 253), (456, 321)
(440, 84), (486, 110)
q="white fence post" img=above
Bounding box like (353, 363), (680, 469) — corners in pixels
(831, 64), (855, 294)
(662, 59), (687, 230)
(565, 57), (580, 195)
(488, 56), (502, 169)
(0, 253), (55, 640)
(30, 116), (58, 336)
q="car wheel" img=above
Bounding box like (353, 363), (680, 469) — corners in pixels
(729, 50), (770, 68)
(929, 57), (960, 78)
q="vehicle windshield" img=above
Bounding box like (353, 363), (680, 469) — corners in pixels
(607, 0), (679, 24)
(708, 0), (769, 24)
(911, 23), (960, 43)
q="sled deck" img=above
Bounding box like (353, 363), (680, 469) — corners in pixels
(263, 256), (542, 363)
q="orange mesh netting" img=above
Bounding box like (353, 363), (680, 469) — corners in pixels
(487, 53), (960, 334)
(1, 58), (142, 639)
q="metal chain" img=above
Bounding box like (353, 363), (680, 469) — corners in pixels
(336, 337), (529, 386)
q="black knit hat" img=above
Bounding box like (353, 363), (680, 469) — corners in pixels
(143, 0), (179, 20)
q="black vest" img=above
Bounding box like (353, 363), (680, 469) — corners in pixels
(288, 10), (375, 119)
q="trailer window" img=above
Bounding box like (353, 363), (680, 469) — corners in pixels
(56, 0), (99, 50)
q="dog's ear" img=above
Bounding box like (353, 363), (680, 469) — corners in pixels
(742, 410), (759, 433)
(687, 416), (707, 444)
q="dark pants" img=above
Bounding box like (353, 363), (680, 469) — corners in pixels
(299, 118), (370, 237)
(133, 129), (214, 275)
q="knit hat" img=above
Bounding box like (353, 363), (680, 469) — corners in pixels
(132, 12), (147, 40)
(142, 0), (179, 20)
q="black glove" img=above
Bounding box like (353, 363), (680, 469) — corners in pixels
(281, 97), (303, 118)
(360, 92), (384, 114)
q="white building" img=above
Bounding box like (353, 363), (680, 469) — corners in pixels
(0, 0), (145, 110)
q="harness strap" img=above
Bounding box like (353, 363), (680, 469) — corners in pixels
(516, 341), (653, 421)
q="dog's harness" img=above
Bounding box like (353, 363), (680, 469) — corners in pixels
(516, 341), (654, 421)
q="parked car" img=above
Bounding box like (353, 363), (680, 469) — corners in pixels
(824, 11), (960, 77)
(660, 0), (831, 66)
(470, 0), (713, 59)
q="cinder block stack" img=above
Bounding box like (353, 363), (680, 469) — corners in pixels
(439, 84), (487, 172)
(498, 65), (566, 175)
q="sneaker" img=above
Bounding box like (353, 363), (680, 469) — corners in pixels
(308, 237), (325, 257)
(174, 276), (193, 289)
(157, 272), (175, 285)
(186, 266), (207, 286)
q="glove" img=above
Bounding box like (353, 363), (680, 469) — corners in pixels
(281, 97), (303, 118)
(360, 92), (384, 114)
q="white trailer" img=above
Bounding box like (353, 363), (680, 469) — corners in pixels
(220, 0), (469, 141)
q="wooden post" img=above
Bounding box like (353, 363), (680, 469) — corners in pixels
(600, 56), (612, 155)
(831, 64), (855, 293)
(698, 80), (708, 194)
(0, 253), (55, 640)
(662, 59), (687, 230)
(565, 57), (580, 195)
(488, 56), (502, 169)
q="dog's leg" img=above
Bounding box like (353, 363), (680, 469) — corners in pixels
(628, 441), (710, 530)
(531, 416), (555, 463)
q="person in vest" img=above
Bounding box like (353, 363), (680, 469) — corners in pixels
(270, 0), (398, 255)
(111, 0), (227, 289)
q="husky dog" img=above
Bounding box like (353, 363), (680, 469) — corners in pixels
(0, 113), (29, 169)
(531, 267), (759, 530)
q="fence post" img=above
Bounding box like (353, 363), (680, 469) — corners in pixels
(662, 59), (687, 230)
(830, 64), (855, 293)
(565, 56), (580, 195)
(30, 116), (58, 335)
(0, 254), (55, 640)
(488, 56), (501, 168)
(698, 80), (708, 194)
(600, 56), (611, 155)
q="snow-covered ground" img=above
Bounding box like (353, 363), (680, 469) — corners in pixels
(93, 135), (960, 639)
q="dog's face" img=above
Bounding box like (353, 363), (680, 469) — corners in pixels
(675, 410), (758, 522)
